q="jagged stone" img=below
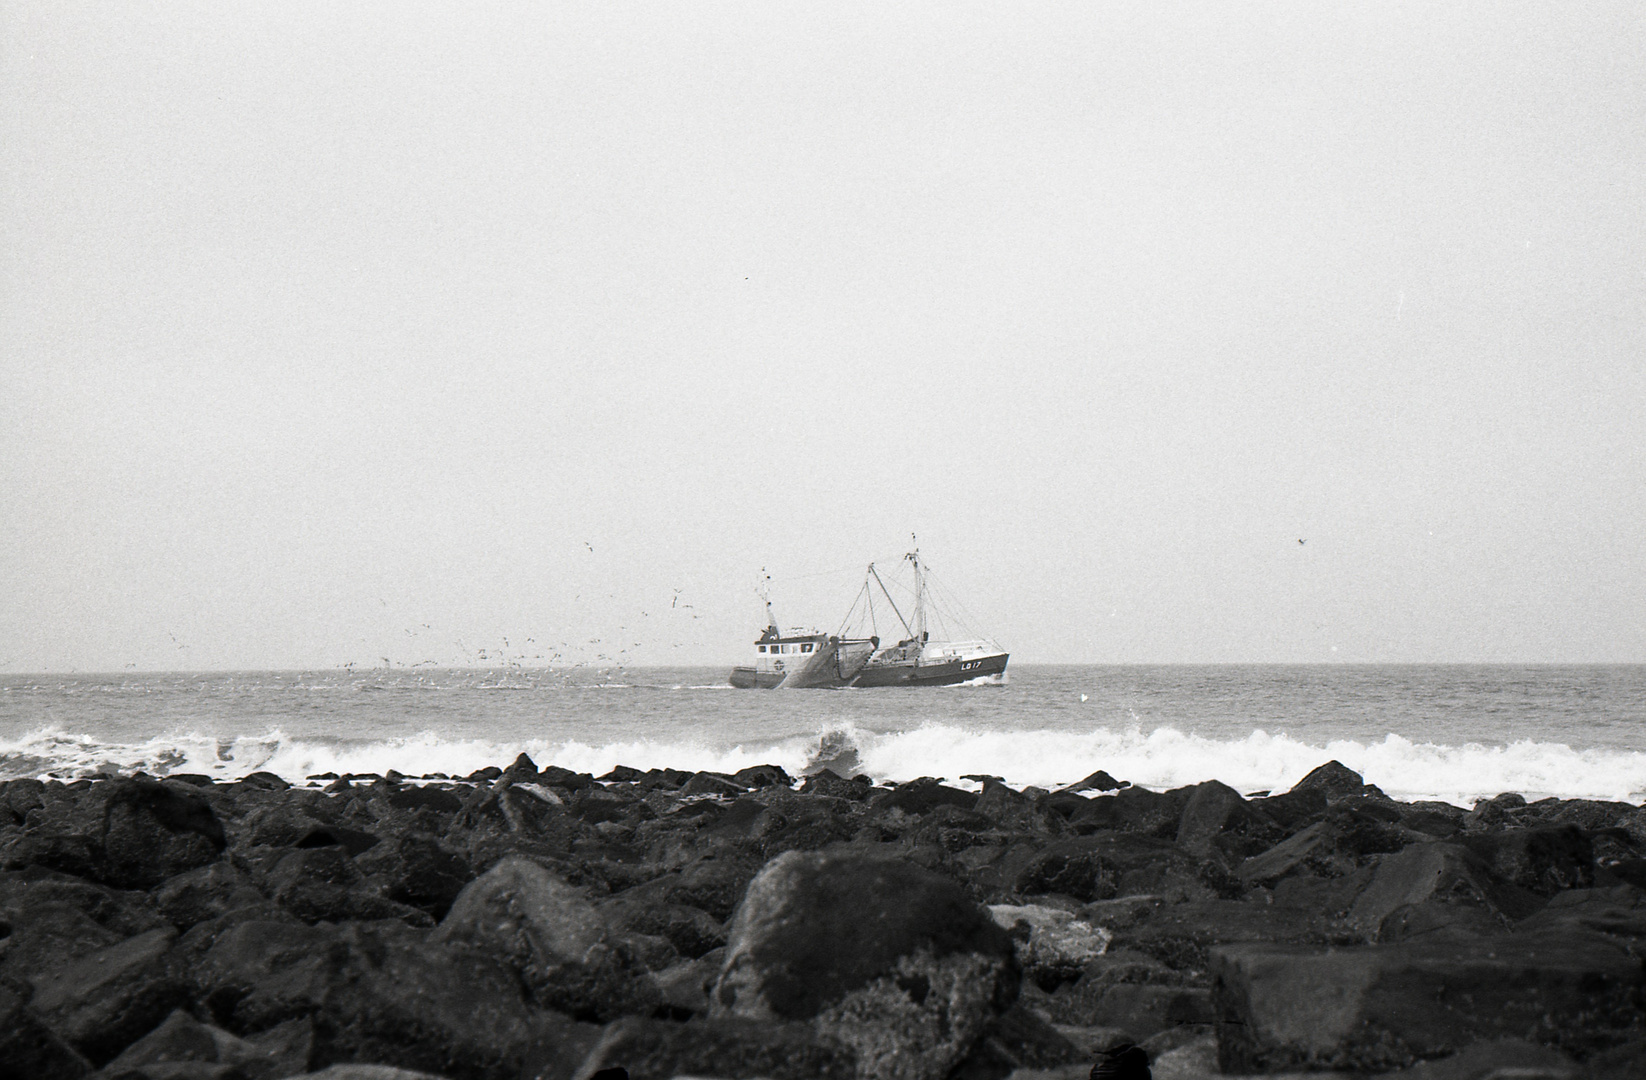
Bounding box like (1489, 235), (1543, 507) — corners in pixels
(1061, 769), (1129, 793)
(1211, 932), (1646, 1073)
(869, 780), (978, 816)
(154, 862), (265, 931)
(1458, 824), (1594, 896)
(1109, 899), (1332, 975)
(1066, 786), (1188, 839)
(713, 850), (1018, 1080)
(573, 1016), (856, 1080)
(195, 918), (538, 1079)
(1013, 833), (1230, 904)
(987, 903), (1111, 988)
(29, 926), (185, 1064)
(680, 772), (746, 797)
(352, 835), (475, 920)
(1174, 780), (1281, 862)
(1345, 841), (1541, 940)
(0, 981), (92, 1079)
(264, 847), (430, 926)
(732, 764), (793, 789)
(98, 1007), (310, 1080)
(797, 771), (871, 801)
(1289, 760), (1367, 800)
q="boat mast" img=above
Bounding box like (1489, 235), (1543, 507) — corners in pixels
(906, 537), (927, 642)
(758, 569), (779, 637)
(867, 563), (913, 640)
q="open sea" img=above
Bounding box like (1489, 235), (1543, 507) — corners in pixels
(2, 665), (1644, 807)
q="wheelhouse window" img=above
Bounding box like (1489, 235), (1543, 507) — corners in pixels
(758, 645), (767, 653)
(801, 643), (813, 653)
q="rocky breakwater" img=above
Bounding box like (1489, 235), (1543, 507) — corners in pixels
(0, 757), (1642, 1080)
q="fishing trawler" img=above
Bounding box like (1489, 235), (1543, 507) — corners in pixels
(726, 602), (880, 690)
(727, 545), (1008, 688)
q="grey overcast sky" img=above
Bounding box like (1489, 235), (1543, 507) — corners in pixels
(2, 2), (1643, 671)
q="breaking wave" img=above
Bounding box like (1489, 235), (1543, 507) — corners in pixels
(2, 721), (1643, 806)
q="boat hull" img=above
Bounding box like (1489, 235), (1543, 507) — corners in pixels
(728, 637), (878, 689)
(851, 650), (1009, 687)
(729, 666), (784, 689)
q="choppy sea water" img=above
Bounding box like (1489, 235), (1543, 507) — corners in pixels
(2, 665), (1643, 806)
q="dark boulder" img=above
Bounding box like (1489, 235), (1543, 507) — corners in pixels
(3, 779), (225, 889)
(732, 764), (793, 789)
(1060, 769), (1130, 793)
(154, 862), (266, 931)
(1246, 786), (1327, 832)
(1174, 781), (1282, 862)
(353, 835), (475, 920)
(237, 772), (289, 791)
(1212, 932), (1646, 1072)
(575, 1016), (856, 1080)
(973, 781), (1043, 832)
(28, 926), (185, 1064)
(99, 1007), (313, 1080)
(1459, 825), (1595, 896)
(870, 779), (978, 817)
(264, 847), (431, 926)
(679, 772), (745, 798)
(435, 855), (658, 1022)
(1066, 787), (1186, 839)
(501, 753), (540, 783)
(1109, 899), (1333, 976)
(1288, 760), (1369, 800)
(600, 894), (727, 959)
(0, 981), (91, 1080)
(101, 779), (228, 889)
(196, 919), (539, 1079)
(294, 825), (380, 857)
(797, 771), (871, 801)
(0, 899), (123, 984)
(712, 850), (1018, 1080)
(1346, 841), (1541, 941)
(383, 786), (464, 815)
(1014, 833), (1231, 904)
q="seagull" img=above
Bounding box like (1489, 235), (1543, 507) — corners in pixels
(584, 542), (594, 553)
(1298, 539), (1306, 545)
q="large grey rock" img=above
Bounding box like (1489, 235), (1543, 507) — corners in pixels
(1109, 899), (1333, 976)
(1346, 842), (1540, 940)
(99, 1007), (312, 1080)
(570, 1016), (856, 1080)
(28, 926), (185, 1064)
(8, 779), (227, 889)
(435, 855), (657, 1021)
(154, 862), (265, 930)
(0, 981), (91, 1079)
(1458, 825), (1595, 896)
(712, 850), (1018, 1080)
(195, 918), (540, 1080)
(0, 900), (124, 985)
(1043, 945), (1211, 1043)
(264, 847), (430, 926)
(1211, 932), (1646, 1073)
(1013, 833), (1229, 904)
(1174, 780), (1281, 861)
(436, 854), (606, 962)
(1289, 760), (1369, 800)
(987, 903), (1111, 988)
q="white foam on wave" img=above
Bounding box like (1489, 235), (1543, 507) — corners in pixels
(2, 721), (1642, 805)
(851, 723), (1646, 805)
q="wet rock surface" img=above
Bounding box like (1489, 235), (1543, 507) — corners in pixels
(0, 757), (1638, 1078)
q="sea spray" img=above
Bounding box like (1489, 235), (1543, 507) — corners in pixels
(4, 720), (1644, 805)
